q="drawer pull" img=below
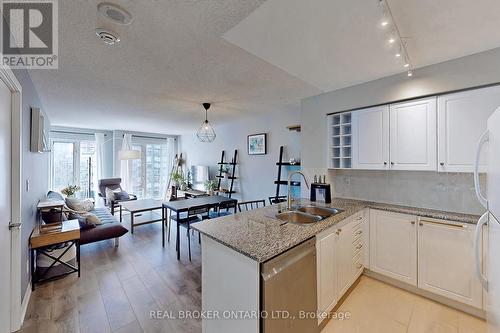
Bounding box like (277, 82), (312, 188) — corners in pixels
(420, 219), (465, 228)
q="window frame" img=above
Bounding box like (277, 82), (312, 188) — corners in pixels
(49, 137), (96, 192)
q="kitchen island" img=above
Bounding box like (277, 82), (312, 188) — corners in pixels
(191, 198), (479, 333)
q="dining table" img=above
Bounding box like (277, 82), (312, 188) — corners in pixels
(162, 195), (238, 260)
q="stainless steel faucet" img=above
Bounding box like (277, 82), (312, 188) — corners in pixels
(287, 171), (310, 211)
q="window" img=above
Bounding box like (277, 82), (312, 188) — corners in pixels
(50, 139), (97, 197)
(130, 138), (174, 199)
(52, 142), (74, 192)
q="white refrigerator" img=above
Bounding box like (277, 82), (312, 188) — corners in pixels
(475, 107), (500, 332)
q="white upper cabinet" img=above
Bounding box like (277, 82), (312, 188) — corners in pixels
(352, 105), (390, 170)
(389, 97), (437, 171)
(437, 85), (500, 173)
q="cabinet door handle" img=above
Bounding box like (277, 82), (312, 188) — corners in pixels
(335, 229), (341, 235)
(356, 244), (363, 250)
(355, 230), (362, 236)
(419, 219), (464, 228)
(384, 161), (387, 165)
(356, 263), (362, 269)
(410, 221), (415, 225)
(391, 162), (395, 165)
(440, 162), (445, 166)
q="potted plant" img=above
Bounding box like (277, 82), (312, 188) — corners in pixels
(204, 179), (218, 196)
(171, 171), (184, 187)
(61, 185), (80, 198)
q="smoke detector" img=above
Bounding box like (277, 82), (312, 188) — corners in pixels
(97, 2), (133, 25)
(95, 28), (120, 45)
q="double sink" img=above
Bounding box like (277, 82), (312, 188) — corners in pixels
(275, 206), (343, 225)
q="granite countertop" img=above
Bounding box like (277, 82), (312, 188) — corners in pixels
(191, 198), (481, 263)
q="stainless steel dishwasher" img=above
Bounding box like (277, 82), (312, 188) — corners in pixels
(261, 238), (318, 333)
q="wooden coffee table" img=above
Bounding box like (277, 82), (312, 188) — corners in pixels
(119, 199), (163, 234)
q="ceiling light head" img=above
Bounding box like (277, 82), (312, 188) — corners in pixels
(381, 21), (389, 27)
(388, 38), (395, 44)
(95, 28), (120, 45)
(197, 103), (216, 143)
(407, 70), (413, 77)
(404, 63), (410, 68)
(98, 2), (133, 25)
(395, 53), (401, 57)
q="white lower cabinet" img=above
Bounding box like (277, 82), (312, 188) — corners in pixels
(417, 218), (482, 308)
(317, 208), (485, 321)
(369, 209), (418, 286)
(316, 229), (338, 317)
(316, 210), (366, 322)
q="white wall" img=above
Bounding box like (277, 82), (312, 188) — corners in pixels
(12, 68), (49, 299)
(181, 108), (301, 202)
(301, 47), (500, 214)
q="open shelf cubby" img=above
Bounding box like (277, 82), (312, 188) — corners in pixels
(328, 111), (352, 169)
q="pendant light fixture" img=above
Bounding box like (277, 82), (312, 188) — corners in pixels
(197, 103), (216, 143)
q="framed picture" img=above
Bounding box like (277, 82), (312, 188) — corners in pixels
(248, 133), (267, 155)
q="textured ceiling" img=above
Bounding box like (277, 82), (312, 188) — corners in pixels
(224, 0), (500, 92)
(29, 0), (500, 134)
(29, 0), (320, 134)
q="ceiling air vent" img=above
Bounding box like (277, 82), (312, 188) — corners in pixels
(97, 2), (133, 25)
(95, 28), (120, 45)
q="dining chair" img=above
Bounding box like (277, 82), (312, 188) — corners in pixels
(268, 196), (287, 205)
(208, 200), (238, 218)
(238, 200), (266, 212)
(170, 205), (208, 261)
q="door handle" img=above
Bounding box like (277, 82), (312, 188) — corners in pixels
(8, 222), (22, 230)
(475, 212), (488, 291)
(474, 131), (489, 209)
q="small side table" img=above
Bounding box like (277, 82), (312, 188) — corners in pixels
(30, 219), (81, 291)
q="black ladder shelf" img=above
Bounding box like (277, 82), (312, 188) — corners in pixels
(216, 150), (238, 198)
(273, 146), (301, 201)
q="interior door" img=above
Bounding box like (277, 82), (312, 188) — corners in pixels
(0, 77), (12, 333)
(437, 86), (500, 173)
(390, 97), (437, 171)
(351, 105), (390, 170)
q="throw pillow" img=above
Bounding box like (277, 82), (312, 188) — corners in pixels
(76, 215), (96, 230)
(105, 187), (116, 204)
(66, 198), (94, 212)
(86, 213), (102, 225)
(114, 190), (130, 201)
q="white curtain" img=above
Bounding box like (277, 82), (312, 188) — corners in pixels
(94, 133), (105, 193)
(162, 137), (177, 201)
(120, 134), (133, 192)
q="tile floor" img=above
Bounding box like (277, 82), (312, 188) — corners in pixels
(321, 276), (487, 333)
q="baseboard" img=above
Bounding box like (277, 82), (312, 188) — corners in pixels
(19, 283), (31, 327)
(363, 270), (486, 319)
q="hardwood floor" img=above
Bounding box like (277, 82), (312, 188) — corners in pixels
(19, 217), (202, 333)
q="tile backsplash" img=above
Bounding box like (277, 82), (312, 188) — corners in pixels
(329, 169), (485, 215)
